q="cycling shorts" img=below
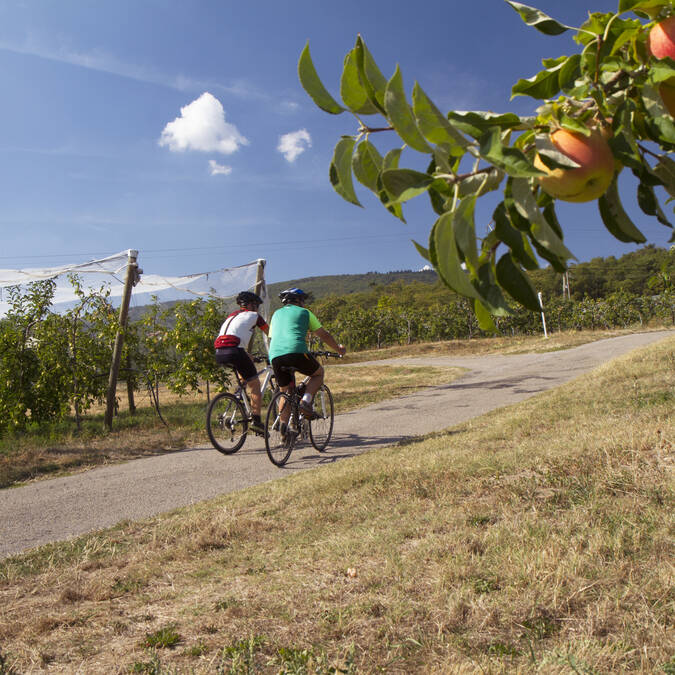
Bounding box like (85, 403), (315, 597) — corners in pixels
(271, 352), (321, 388)
(215, 347), (257, 382)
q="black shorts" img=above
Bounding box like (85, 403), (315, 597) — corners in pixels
(215, 347), (257, 382)
(271, 352), (321, 388)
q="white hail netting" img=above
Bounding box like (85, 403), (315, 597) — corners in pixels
(0, 251), (268, 320)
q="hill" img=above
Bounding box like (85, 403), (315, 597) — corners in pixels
(267, 244), (674, 307)
(266, 269), (438, 308)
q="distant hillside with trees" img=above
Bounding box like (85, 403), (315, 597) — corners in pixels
(270, 245), (674, 309)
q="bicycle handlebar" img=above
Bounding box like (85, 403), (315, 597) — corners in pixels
(251, 353), (270, 364)
(309, 350), (343, 359)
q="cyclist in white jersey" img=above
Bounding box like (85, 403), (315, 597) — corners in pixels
(214, 291), (269, 433)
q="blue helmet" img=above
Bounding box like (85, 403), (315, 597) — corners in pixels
(279, 287), (308, 305)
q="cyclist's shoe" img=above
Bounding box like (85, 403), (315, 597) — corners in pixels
(249, 420), (265, 436)
(299, 402), (321, 420)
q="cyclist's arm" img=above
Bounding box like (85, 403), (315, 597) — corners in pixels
(256, 314), (270, 336)
(312, 327), (346, 356)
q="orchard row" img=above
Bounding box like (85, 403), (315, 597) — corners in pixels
(1, 276), (673, 433)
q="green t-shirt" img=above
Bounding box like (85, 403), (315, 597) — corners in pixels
(268, 305), (321, 360)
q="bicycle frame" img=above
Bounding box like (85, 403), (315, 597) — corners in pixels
(231, 361), (276, 419)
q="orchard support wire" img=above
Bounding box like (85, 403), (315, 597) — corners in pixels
(104, 250), (141, 430)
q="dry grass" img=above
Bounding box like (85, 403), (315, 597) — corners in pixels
(340, 327), (659, 363)
(0, 336), (673, 673)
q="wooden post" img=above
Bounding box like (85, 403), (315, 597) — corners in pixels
(104, 250), (139, 430)
(247, 259), (266, 352)
(253, 259), (266, 310)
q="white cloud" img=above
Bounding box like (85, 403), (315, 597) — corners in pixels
(420, 264), (432, 271)
(159, 92), (248, 154)
(209, 159), (232, 176)
(277, 129), (311, 162)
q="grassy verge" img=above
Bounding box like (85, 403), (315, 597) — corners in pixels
(339, 327), (663, 363)
(0, 364), (462, 488)
(0, 336), (672, 672)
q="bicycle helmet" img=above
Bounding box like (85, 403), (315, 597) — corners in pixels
(236, 291), (263, 306)
(279, 287), (308, 305)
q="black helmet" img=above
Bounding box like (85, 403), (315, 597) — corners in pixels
(279, 287), (308, 305)
(236, 291), (263, 306)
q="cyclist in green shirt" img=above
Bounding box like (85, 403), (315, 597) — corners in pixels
(268, 288), (345, 418)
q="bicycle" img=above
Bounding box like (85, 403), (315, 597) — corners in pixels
(264, 351), (341, 467)
(206, 353), (277, 454)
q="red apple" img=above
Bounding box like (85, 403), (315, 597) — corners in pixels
(648, 16), (675, 60)
(534, 128), (616, 203)
(648, 16), (675, 116)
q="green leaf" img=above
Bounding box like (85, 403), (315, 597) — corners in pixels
(453, 196), (479, 272)
(642, 84), (675, 145)
(608, 105), (644, 171)
(505, 1), (568, 35)
(619, 0), (669, 13)
(457, 168), (505, 198)
(650, 58), (675, 85)
(377, 148), (405, 221)
(559, 54), (582, 91)
(340, 50), (380, 115)
(479, 128), (544, 178)
(381, 168), (434, 203)
(354, 35), (388, 114)
(431, 212), (480, 299)
(474, 262), (512, 316)
(504, 178), (532, 232)
(298, 42), (345, 115)
(512, 61), (567, 100)
(432, 144), (462, 175)
(428, 186), (447, 216)
(598, 176), (647, 243)
(474, 299), (498, 333)
(329, 137), (362, 206)
(541, 198), (564, 239)
(351, 140), (383, 193)
(637, 179), (672, 227)
(493, 202), (539, 270)
(447, 111), (522, 140)
(651, 155), (675, 199)
(510, 177), (574, 260)
(496, 253), (540, 311)
(384, 66), (432, 153)
(412, 83), (468, 155)
(559, 115), (592, 135)
(412, 239), (431, 262)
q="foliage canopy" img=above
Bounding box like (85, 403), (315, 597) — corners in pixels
(299, 0), (675, 330)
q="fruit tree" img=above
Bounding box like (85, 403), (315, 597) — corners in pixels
(298, 0), (675, 330)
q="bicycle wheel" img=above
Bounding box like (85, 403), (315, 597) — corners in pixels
(264, 391), (296, 467)
(309, 384), (334, 452)
(206, 393), (248, 454)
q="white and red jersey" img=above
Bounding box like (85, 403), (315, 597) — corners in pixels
(214, 310), (268, 349)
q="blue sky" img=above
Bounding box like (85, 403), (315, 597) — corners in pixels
(0, 0), (671, 286)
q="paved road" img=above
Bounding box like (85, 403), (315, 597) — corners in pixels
(1, 330), (673, 559)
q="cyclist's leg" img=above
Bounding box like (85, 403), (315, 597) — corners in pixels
(245, 376), (262, 417)
(227, 348), (264, 429)
(303, 364), (324, 397)
(294, 354), (323, 412)
(271, 356), (296, 426)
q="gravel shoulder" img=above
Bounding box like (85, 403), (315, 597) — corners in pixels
(1, 330), (673, 559)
